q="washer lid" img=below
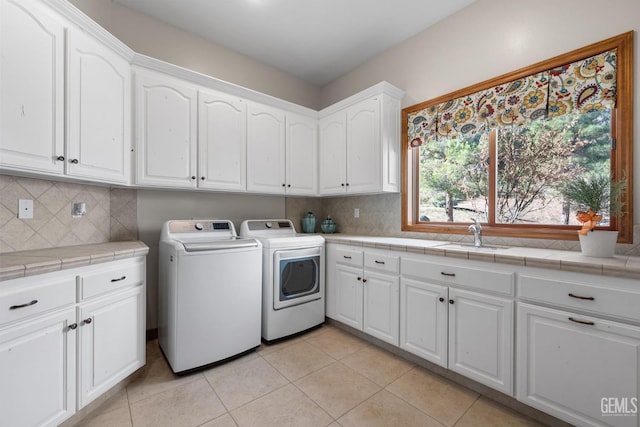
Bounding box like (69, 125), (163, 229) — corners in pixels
(181, 238), (259, 252)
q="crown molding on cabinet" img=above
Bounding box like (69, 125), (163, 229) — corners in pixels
(42, 0), (135, 61)
(132, 54), (319, 119)
(319, 82), (405, 118)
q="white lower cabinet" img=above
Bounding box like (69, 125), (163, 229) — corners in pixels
(399, 275), (513, 395)
(448, 288), (513, 395)
(517, 303), (640, 427)
(517, 270), (640, 427)
(334, 263), (363, 330)
(78, 286), (145, 408)
(0, 257), (146, 427)
(399, 278), (447, 367)
(362, 269), (399, 344)
(399, 254), (514, 395)
(0, 308), (76, 427)
(327, 244), (399, 345)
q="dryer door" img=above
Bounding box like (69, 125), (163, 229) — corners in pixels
(273, 247), (322, 310)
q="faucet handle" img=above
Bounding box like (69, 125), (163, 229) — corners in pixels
(470, 218), (482, 230)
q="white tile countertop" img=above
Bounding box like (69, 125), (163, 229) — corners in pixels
(0, 241), (149, 281)
(323, 235), (640, 280)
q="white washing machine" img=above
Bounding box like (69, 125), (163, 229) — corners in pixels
(240, 219), (325, 342)
(159, 220), (262, 373)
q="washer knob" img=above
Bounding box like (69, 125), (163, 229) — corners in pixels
(265, 222), (272, 229)
(194, 223), (204, 231)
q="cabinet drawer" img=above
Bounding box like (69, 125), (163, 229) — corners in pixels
(79, 261), (144, 300)
(0, 278), (76, 326)
(335, 247), (364, 268)
(519, 274), (640, 323)
(402, 257), (514, 296)
(364, 252), (399, 274)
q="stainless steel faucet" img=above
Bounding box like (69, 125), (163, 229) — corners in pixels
(468, 218), (482, 247)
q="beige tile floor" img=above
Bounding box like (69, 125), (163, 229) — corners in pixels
(74, 325), (545, 427)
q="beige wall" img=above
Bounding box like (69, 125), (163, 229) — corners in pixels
(68, 0), (321, 109)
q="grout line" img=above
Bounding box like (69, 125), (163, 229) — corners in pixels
(126, 387), (135, 427)
(451, 394), (481, 426)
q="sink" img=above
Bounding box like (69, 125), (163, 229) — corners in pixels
(437, 243), (508, 252)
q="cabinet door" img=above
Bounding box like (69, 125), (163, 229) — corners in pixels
(134, 69), (197, 188)
(517, 303), (640, 427)
(400, 278), (448, 367)
(325, 245), (339, 319)
(448, 288), (513, 395)
(198, 89), (246, 191)
(246, 102), (285, 194)
(346, 97), (380, 193)
(334, 264), (364, 330)
(363, 270), (399, 345)
(286, 113), (317, 196)
(0, 308), (76, 427)
(318, 112), (347, 195)
(380, 94), (401, 192)
(67, 28), (130, 184)
(0, 0), (65, 174)
(78, 286), (145, 408)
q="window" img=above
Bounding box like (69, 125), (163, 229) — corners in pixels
(402, 32), (633, 243)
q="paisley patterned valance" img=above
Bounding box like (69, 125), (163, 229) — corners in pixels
(408, 48), (617, 147)
(548, 49), (617, 117)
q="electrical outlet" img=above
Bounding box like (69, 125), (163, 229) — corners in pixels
(354, 208), (360, 218)
(18, 199), (34, 219)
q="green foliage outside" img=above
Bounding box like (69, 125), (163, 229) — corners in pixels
(418, 110), (612, 224)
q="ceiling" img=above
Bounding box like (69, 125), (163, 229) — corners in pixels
(114, 0), (476, 86)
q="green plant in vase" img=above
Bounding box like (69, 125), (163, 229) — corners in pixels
(562, 173), (627, 235)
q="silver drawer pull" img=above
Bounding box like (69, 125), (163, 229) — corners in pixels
(10, 299), (38, 310)
(568, 293), (594, 301)
(569, 317), (595, 326)
(343, 256), (352, 259)
(374, 260), (385, 264)
(111, 276), (126, 282)
(440, 272), (456, 277)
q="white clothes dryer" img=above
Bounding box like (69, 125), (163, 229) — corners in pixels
(159, 220), (262, 373)
(239, 219), (325, 342)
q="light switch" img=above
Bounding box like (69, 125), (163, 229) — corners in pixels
(18, 199), (34, 219)
(354, 208), (360, 218)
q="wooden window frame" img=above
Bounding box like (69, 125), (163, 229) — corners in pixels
(401, 32), (634, 243)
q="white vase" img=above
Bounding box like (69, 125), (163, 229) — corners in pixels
(578, 230), (618, 258)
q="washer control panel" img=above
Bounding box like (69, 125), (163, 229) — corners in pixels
(168, 220), (233, 234)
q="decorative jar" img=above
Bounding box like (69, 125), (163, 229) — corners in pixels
(301, 211), (316, 233)
(320, 216), (337, 234)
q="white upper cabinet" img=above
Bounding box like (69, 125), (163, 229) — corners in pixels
(346, 97), (381, 193)
(66, 27), (131, 184)
(319, 83), (403, 196)
(285, 113), (317, 196)
(246, 102), (286, 194)
(1, 0), (132, 185)
(319, 111), (347, 194)
(134, 68), (198, 188)
(0, 0), (65, 174)
(198, 89), (246, 191)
